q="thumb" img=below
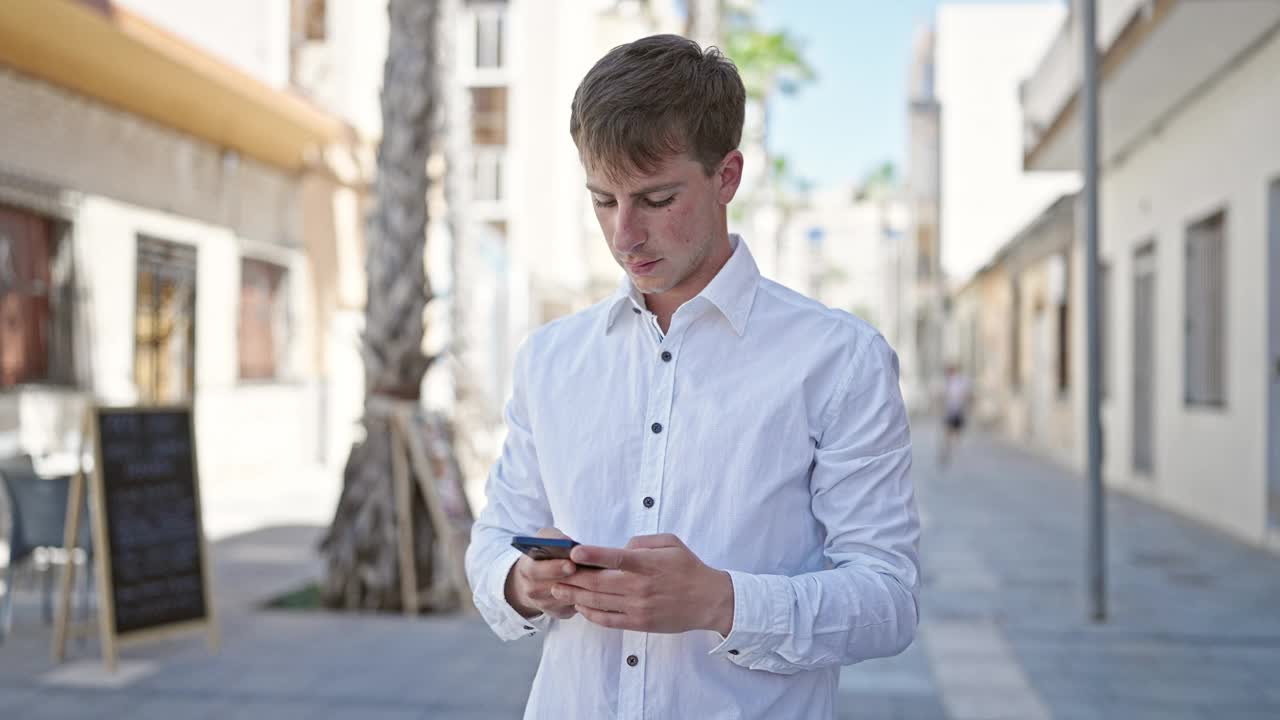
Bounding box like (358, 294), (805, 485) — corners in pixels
(536, 527), (570, 540)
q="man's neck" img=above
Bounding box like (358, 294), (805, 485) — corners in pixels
(646, 234), (734, 333)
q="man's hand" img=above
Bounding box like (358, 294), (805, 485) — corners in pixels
(552, 534), (735, 635)
(505, 528), (579, 620)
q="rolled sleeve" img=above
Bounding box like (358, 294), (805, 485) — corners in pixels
(473, 547), (555, 641)
(707, 571), (793, 669)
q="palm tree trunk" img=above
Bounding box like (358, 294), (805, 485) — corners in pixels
(319, 0), (445, 612)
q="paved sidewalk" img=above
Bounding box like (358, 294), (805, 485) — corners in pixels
(896, 425), (1280, 720)
(1, 427), (1278, 718)
(0, 526), (542, 719)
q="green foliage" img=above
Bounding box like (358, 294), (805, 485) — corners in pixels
(724, 27), (816, 100)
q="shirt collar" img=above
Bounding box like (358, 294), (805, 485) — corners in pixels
(605, 234), (761, 337)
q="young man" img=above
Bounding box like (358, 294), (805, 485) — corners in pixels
(465, 34), (920, 719)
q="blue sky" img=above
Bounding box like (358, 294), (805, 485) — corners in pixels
(755, 0), (1057, 189)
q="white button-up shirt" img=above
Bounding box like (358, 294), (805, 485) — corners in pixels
(466, 236), (920, 720)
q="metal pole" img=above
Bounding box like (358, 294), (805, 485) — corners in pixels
(1082, 0), (1106, 622)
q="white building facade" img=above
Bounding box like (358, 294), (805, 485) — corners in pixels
(1022, 0), (1280, 549)
(0, 0), (358, 538)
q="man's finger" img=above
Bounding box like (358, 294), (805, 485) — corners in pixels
(523, 558), (576, 581)
(570, 544), (629, 570)
(535, 527), (570, 540)
(575, 604), (633, 631)
(552, 584), (628, 613)
(558, 569), (633, 594)
(624, 533), (683, 550)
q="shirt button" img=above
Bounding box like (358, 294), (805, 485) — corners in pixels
(660, 351), (672, 362)
(523, 625), (534, 631)
(729, 649), (740, 655)
(632, 307), (642, 315)
(643, 496), (654, 508)
(626, 654), (639, 667)
(651, 422), (663, 434)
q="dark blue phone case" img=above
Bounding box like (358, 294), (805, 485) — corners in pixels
(510, 536), (605, 568)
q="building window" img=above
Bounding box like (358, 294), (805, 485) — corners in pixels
(475, 8), (505, 70)
(471, 86), (508, 146)
(967, 314), (979, 379)
(292, 0), (326, 41)
(238, 258), (290, 381)
(1010, 281), (1022, 389)
(0, 204), (76, 389)
(135, 237), (197, 404)
(916, 224), (935, 280)
(1184, 210), (1227, 407)
(1056, 300), (1070, 393)
(473, 148), (505, 203)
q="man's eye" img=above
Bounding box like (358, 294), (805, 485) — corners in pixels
(593, 197), (617, 208)
(647, 196), (675, 208)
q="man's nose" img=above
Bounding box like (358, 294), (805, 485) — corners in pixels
(612, 203), (646, 255)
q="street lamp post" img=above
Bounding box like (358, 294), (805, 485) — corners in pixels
(1082, 0), (1107, 622)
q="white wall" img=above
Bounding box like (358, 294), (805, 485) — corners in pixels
(781, 188), (907, 331)
(1099, 30), (1280, 545)
(936, 3), (1079, 281)
(74, 195), (337, 537)
(293, 0), (390, 140)
(116, 0), (292, 89)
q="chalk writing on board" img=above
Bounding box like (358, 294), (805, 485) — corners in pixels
(96, 408), (207, 635)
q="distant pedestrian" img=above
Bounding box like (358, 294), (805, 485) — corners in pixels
(939, 363), (971, 467)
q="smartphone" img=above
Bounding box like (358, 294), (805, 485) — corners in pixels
(510, 536), (607, 569)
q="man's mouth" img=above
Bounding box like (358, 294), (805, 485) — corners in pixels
(626, 258), (662, 275)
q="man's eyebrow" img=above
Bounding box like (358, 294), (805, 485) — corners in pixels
(585, 182), (685, 197)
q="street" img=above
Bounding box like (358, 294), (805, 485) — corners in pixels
(2, 425), (1278, 719)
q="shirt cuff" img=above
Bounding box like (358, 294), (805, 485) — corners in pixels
(475, 547), (554, 641)
(707, 570), (791, 665)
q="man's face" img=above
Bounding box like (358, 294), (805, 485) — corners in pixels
(586, 152), (739, 299)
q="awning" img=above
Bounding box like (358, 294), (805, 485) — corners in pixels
(0, 0), (348, 172)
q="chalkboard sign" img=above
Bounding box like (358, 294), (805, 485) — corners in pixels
(53, 404), (217, 671)
(95, 407), (208, 635)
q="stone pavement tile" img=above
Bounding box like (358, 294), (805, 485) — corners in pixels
(1190, 707), (1280, 720)
(921, 629), (1008, 660)
(1108, 678), (1268, 706)
(15, 689), (138, 720)
(0, 685), (41, 716)
(305, 672), (402, 705)
(215, 699), (331, 720)
(838, 668), (936, 695)
(199, 661), (325, 698)
(321, 702), (426, 720)
(394, 665), (535, 711)
(1086, 701), (1205, 720)
(1034, 679), (1115, 707)
(1046, 701), (1111, 720)
(409, 710), (523, 720)
(838, 694), (949, 720)
(928, 659), (1031, 691)
(940, 690), (1050, 720)
(109, 696), (227, 720)
(888, 696), (950, 720)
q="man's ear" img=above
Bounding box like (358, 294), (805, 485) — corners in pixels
(716, 150), (744, 206)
